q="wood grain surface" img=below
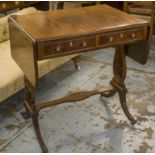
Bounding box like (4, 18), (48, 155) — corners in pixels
(9, 5), (148, 42)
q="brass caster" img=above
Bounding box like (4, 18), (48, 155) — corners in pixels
(76, 65), (80, 71)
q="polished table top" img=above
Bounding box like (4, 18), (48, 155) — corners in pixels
(9, 5), (148, 42)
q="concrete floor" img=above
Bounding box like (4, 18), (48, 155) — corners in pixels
(0, 37), (155, 153)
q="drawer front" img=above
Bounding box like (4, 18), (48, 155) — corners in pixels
(99, 27), (147, 47)
(126, 28), (146, 41)
(99, 31), (127, 46)
(37, 36), (96, 59)
(37, 26), (148, 60)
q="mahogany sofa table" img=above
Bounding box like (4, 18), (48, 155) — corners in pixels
(9, 5), (149, 152)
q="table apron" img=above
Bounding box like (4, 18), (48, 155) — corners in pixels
(37, 26), (148, 60)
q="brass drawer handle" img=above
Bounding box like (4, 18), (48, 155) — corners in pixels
(109, 37), (114, 42)
(2, 3), (7, 9)
(120, 33), (124, 39)
(131, 33), (135, 38)
(56, 46), (61, 52)
(15, 1), (20, 5)
(69, 41), (73, 47)
(82, 41), (87, 47)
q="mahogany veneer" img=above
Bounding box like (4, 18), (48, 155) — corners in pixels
(9, 5), (150, 152)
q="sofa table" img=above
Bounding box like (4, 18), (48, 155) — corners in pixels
(9, 5), (149, 152)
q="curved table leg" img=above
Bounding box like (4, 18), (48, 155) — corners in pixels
(111, 45), (136, 124)
(32, 115), (48, 153)
(118, 89), (136, 124)
(24, 77), (48, 153)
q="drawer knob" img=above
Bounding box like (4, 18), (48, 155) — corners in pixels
(131, 33), (135, 38)
(120, 33), (124, 38)
(2, 3), (7, 9)
(69, 41), (73, 47)
(15, 1), (20, 5)
(56, 46), (61, 52)
(109, 37), (114, 42)
(82, 41), (87, 47)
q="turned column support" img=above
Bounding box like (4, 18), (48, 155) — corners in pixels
(111, 46), (136, 124)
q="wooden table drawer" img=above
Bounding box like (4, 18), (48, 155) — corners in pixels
(99, 31), (127, 46)
(99, 27), (147, 47)
(37, 36), (96, 59)
(126, 27), (146, 41)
